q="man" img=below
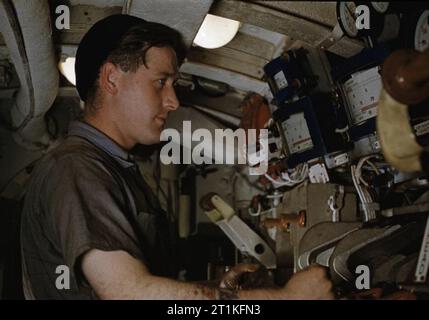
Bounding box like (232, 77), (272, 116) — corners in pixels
(20, 14), (334, 299)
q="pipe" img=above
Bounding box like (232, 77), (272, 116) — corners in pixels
(0, 0), (59, 149)
(260, 211), (306, 230)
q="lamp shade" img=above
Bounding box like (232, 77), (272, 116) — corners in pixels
(58, 56), (76, 86)
(193, 14), (240, 49)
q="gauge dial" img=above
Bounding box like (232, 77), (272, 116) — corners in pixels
(415, 10), (429, 52)
(282, 113), (314, 155)
(371, 2), (389, 14)
(337, 2), (359, 38)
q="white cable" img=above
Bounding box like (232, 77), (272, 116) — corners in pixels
(248, 203), (261, 216)
(266, 193), (284, 199)
(365, 159), (380, 175)
(335, 126), (349, 133)
(356, 155), (379, 179)
(352, 162), (376, 221)
(281, 163), (308, 184)
(351, 165), (370, 221)
(265, 163), (308, 189)
(248, 203), (274, 217)
(264, 173), (294, 187)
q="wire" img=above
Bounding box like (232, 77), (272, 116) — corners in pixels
(335, 126), (349, 133)
(264, 163), (308, 189)
(351, 161), (377, 221)
(248, 202), (274, 217)
(355, 155), (380, 188)
(264, 173), (294, 187)
(365, 159), (380, 175)
(282, 163), (309, 184)
(266, 193), (284, 199)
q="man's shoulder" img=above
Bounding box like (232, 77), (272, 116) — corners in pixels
(33, 136), (116, 185)
(48, 135), (107, 163)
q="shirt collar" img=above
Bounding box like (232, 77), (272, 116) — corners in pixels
(68, 120), (136, 168)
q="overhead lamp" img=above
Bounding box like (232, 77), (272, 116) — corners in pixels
(58, 56), (76, 86)
(193, 14), (240, 49)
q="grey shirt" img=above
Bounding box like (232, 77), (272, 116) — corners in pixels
(20, 121), (176, 299)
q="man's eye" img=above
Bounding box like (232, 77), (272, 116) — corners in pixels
(158, 79), (167, 87)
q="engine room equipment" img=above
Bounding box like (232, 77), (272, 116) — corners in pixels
(263, 49), (318, 105)
(412, 9), (429, 52)
(397, 6), (429, 52)
(273, 183), (358, 270)
(297, 222), (363, 270)
(200, 192), (277, 269)
(260, 210), (307, 230)
(415, 215), (429, 283)
(329, 224), (403, 285)
(330, 220), (427, 290)
(272, 94), (349, 168)
(330, 46), (391, 158)
(336, 2), (388, 40)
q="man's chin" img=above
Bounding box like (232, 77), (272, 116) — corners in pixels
(139, 134), (161, 146)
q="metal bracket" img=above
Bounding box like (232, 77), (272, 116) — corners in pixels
(202, 193), (277, 269)
(415, 215), (429, 283)
(316, 23), (344, 51)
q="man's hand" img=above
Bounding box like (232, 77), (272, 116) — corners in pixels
(282, 265), (335, 300)
(219, 263), (260, 290)
(220, 263), (335, 300)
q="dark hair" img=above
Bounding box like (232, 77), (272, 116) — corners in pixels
(84, 21), (186, 111)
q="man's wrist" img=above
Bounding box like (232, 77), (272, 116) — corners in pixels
(216, 287), (239, 300)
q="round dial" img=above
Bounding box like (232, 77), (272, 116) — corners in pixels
(337, 2), (359, 38)
(415, 10), (429, 52)
(371, 2), (389, 14)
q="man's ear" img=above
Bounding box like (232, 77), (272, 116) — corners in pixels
(99, 62), (121, 96)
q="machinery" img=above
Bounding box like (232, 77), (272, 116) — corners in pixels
(0, 1), (428, 300)
(195, 3), (429, 299)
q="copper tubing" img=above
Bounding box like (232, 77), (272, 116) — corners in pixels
(382, 48), (429, 105)
(260, 211), (306, 230)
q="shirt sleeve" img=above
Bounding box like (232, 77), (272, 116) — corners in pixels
(40, 154), (146, 280)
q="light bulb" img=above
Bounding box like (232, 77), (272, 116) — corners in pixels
(58, 56), (76, 86)
(193, 14), (240, 49)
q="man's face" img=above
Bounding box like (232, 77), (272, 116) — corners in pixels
(113, 46), (179, 146)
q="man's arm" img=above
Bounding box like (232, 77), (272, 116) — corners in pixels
(81, 249), (334, 300)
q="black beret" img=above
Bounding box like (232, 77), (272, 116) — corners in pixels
(75, 14), (148, 102)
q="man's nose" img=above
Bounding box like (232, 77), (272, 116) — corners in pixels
(164, 85), (180, 111)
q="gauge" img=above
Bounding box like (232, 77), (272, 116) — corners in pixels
(371, 2), (389, 14)
(342, 66), (382, 125)
(415, 10), (429, 52)
(337, 2), (359, 38)
(282, 112), (314, 154)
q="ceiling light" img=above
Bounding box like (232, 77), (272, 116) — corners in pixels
(193, 14), (240, 49)
(58, 56), (76, 86)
